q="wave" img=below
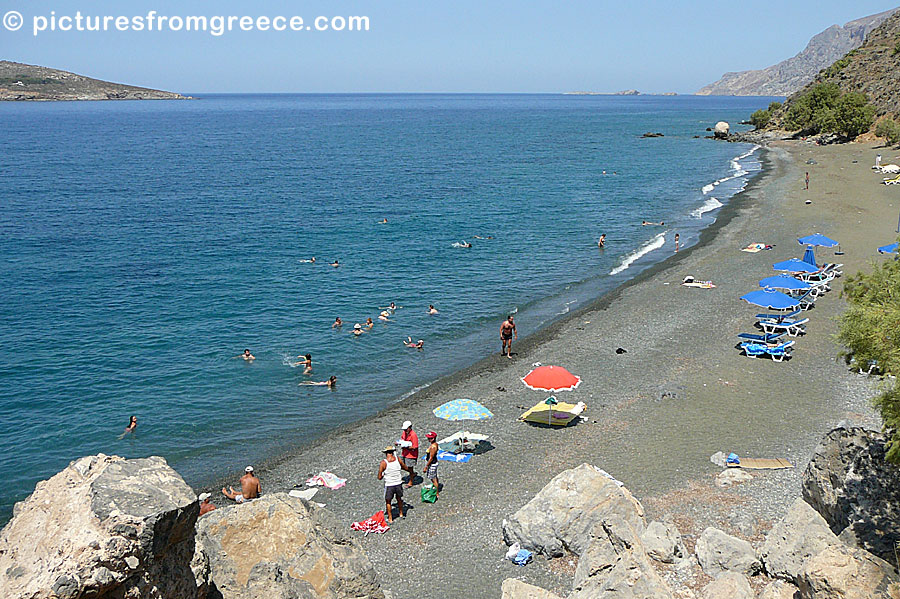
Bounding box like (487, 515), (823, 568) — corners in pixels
(609, 232), (667, 275)
(701, 145), (760, 196)
(691, 196), (723, 218)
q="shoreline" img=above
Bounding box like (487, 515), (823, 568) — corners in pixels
(211, 144), (771, 489)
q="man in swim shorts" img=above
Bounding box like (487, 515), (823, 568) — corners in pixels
(500, 315), (517, 358)
(222, 466), (261, 503)
(422, 431), (440, 499)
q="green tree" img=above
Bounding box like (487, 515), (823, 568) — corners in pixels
(750, 109), (771, 129)
(876, 118), (900, 145)
(833, 92), (876, 137)
(838, 256), (900, 463)
(767, 101), (782, 112)
(785, 83), (842, 132)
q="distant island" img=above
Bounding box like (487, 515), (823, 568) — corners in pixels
(0, 61), (188, 101)
(564, 89), (641, 96)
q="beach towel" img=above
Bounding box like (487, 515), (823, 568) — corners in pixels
(741, 243), (773, 253)
(682, 281), (716, 289)
(350, 510), (390, 535)
(305, 471), (347, 489)
(437, 450), (472, 463)
(288, 488), (319, 500)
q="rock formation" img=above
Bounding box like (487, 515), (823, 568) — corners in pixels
(713, 122), (730, 139)
(694, 526), (761, 578)
(698, 571), (753, 599)
(196, 493), (383, 599)
(0, 61), (187, 101)
(802, 427), (900, 562)
(697, 9), (895, 96)
(0, 454), (202, 599)
(760, 498), (842, 584)
(798, 544), (897, 598)
(500, 578), (563, 599)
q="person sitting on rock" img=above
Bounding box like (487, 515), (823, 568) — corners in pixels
(222, 466), (260, 503)
(198, 492), (216, 516)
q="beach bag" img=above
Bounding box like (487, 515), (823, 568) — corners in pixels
(726, 452), (741, 466)
(420, 484), (437, 503)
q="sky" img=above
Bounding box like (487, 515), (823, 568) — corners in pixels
(1, 0), (898, 93)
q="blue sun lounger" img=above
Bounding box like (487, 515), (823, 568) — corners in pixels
(755, 309), (802, 322)
(738, 332), (786, 344)
(739, 340), (794, 361)
(760, 318), (809, 337)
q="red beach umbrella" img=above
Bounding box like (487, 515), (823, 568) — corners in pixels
(522, 365), (582, 392)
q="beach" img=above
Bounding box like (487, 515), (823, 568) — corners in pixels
(213, 138), (890, 598)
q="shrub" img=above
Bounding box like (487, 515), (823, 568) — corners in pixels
(784, 84), (875, 137)
(893, 41), (900, 56)
(750, 109), (771, 129)
(838, 257), (900, 464)
(876, 119), (900, 145)
(833, 92), (876, 138)
(767, 101), (782, 112)
(784, 83), (842, 132)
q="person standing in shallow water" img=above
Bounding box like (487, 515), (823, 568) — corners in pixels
(598, 234), (606, 248)
(674, 233), (680, 253)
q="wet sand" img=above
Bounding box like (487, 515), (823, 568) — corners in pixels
(205, 140), (893, 598)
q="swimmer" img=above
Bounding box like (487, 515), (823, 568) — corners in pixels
(473, 235), (494, 240)
(404, 337), (424, 349)
(428, 305), (439, 315)
(379, 218), (388, 224)
(459, 241), (472, 248)
(379, 302), (401, 312)
(117, 415), (137, 440)
(299, 257), (316, 263)
(598, 234), (606, 248)
(331, 260), (340, 268)
(332, 317), (343, 328)
(379, 311), (392, 322)
(234, 349), (255, 361)
(291, 353), (312, 373)
(352, 323), (365, 336)
(365, 317), (374, 328)
(300, 375), (337, 388)
(641, 221), (664, 226)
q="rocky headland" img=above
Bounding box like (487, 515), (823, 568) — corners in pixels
(0, 61), (187, 101)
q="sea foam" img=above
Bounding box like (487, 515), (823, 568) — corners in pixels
(691, 197), (723, 218)
(610, 232), (667, 275)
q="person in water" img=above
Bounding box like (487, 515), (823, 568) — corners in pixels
(598, 234), (606, 248)
(365, 317), (374, 328)
(300, 375), (337, 388)
(235, 349), (255, 361)
(379, 218), (388, 224)
(674, 233), (680, 253)
(292, 353), (312, 373)
(124, 415), (137, 434)
(222, 466), (260, 503)
(428, 305), (439, 315)
(353, 323), (365, 336)
(404, 337), (424, 349)
(299, 257), (316, 263)
(332, 317), (342, 328)
(473, 235), (494, 240)
(380, 302), (400, 312)
(459, 241), (472, 248)
(331, 260), (340, 267)
(379, 311), (391, 322)
(641, 221), (664, 226)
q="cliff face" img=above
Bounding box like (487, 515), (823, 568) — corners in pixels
(775, 9), (900, 121)
(696, 8), (896, 96)
(0, 60), (186, 101)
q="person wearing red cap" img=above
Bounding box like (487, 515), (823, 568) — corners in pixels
(422, 431), (440, 499)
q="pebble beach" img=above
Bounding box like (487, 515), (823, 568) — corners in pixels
(205, 139), (890, 599)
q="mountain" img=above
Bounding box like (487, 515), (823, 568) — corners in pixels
(0, 61), (186, 101)
(696, 8), (896, 96)
(775, 9), (900, 121)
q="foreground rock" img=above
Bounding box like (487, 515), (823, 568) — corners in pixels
(757, 579), (801, 599)
(715, 468), (753, 488)
(797, 544), (897, 598)
(197, 493), (383, 599)
(699, 571), (753, 599)
(802, 427), (900, 561)
(500, 578), (562, 599)
(0, 454), (201, 599)
(694, 527), (761, 577)
(760, 498), (842, 584)
(642, 519), (686, 564)
(502, 463), (645, 558)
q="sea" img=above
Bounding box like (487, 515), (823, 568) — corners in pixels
(0, 93), (774, 520)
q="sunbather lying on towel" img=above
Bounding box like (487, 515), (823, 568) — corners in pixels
(681, 276), (715, 288)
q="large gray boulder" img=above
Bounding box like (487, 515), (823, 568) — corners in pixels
(502, 464), (645, 558)
(641, 519), (686, 564)
(699, 571), (753, 599)
(695, 527), (762, 577)
(797, 544), (897, 599)
(714, 121), (730, 139)
(0, 454), (202, 599)
(500, 578), (562, 599)
(757, 579), (801, 599)
(197, 493), (382, 599)
(760, 498), (842, 584)
(802, 427), (900, 561)
(570, 515), (674, 599)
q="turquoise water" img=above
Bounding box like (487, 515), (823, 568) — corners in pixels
(0, 94), (770, 518)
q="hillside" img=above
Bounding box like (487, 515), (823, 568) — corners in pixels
(0, 61), (186, 101)
(697, 8), (895, 96)
(773, 9), (900, 124)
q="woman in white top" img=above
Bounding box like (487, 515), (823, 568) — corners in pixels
(377, 446), (412, 523)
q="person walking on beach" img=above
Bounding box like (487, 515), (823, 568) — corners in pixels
(398, 421), (419, 487)
(378, 446), (412, 523)
(674, 233), (680, 253)
(500, 315), (517, 358)
(198, 492), (216, 516)
(422, 431), (440, 499)
(222, 466), (260, 503)
(805, 172), (809, 190)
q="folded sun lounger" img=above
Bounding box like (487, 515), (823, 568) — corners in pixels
(738, 332), (785, 344)
(756, 309), (802, 322)
(760, 318), (808, 337)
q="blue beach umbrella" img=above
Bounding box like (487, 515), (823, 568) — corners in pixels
(433, 399), (493, 421)
(798, 233), (839, 248)
(740, 288), (800, 310)
(802, 245), (817, 267)
(878, 243), (898, 254)
(773, 258), (818, 274)
(759, 275), (810, 292)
